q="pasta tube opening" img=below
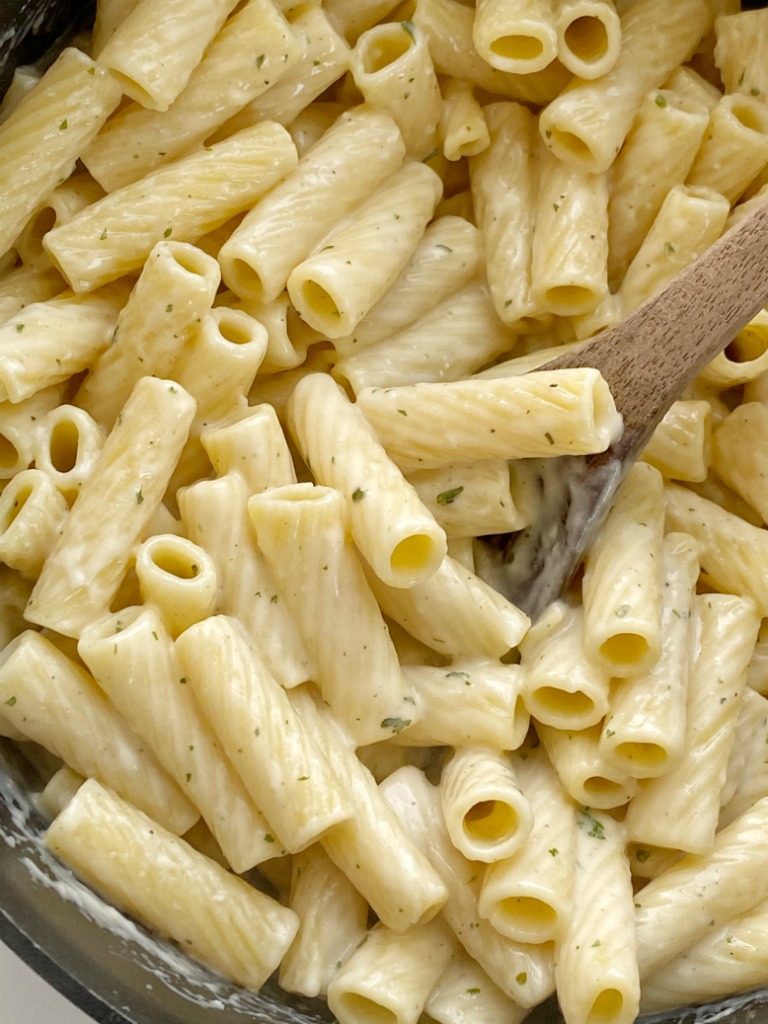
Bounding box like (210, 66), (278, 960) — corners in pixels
(47, 417), (79, 473)
(543, 127), (594, 164)
(0, 474), (33, 532)
(599, 631), (650, 668)
(360, 30), (412, 72)
(541, 283), (601, 317)
(493, 896), (559, 939)
(611, 741), (668, 773)
(587, 988), (625, 1024)
(334, 992), (398, 1024)
(0, 434), (21, 474)
(492, 34), (547, 62)
(528, 685), (596, 723)
(463, 798), (519, 843)
(563, 16), (609, 65)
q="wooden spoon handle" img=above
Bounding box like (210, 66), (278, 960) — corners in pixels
(546, 195), (768, 457)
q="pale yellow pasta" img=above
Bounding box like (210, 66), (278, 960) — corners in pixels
(16, 173), (104, 270)
(290, 686), (449, 932)
(32, 404), (105, 502)
(78, 606), (278, 871)
(625, 593), (760, 855)
(720, 688), (768, 828)
(0, 284), (126, 403)
(45, 779), (299, 990)
(406, 460), (528, 539)
(711, 403), (768, 521)
(440, 744), (533, 863)
(324, 0), (403, 43)
(25, 377), (195, 637)
(396, 660), (529, 750)
(664, 482), (768, 615)
(0, 47), (122, 260)
(285, 102), (345, 157)
(714, 8), (768, 100)
(0, 568), (32, 665)
(287, 372), (447, 588)
(201, 404), (296, 492)
(555, 809), (639, 1024)
(640, 399), (711, 482)
(44, 121), (298, 292)
(279, 845), (368, 998)
(0, 65), (40, 124)
(333, 279), (516, 392)
(248, 484), (411, 747)
(478, 743), (576, 944)
(92, 0), (140, 54)
(178, 473), (314, 689)
(537, 723), (639, 809)
(633, 796), (768, 978)
(96, 0), (239, 111)
(555, 0), (622, 79)
(538, 0), (712, 173)
(0, 469), (68, 577)
(176, 615), (353, 852)
(0, 631), (198, 834)
(472, 0), (558, 74)
(703, 309), (768, 387)
(0, 264), (64, 326)
(350, 21), (441, 159)
(0, 385), (65, 480)
(686, 93), (768, 202)
(235, 292), (318, 374)
(662, 63), (722, 110)
(327, 918), (456, 1024)
(439, 79), (490, 162)
(218, 106), (405, 304)
(519, 602), (612, 729)
(333, 215), (483, 355)
(133, 534), (217, 637)
(598, 532), (699, 779)
(381, 764), (556, 1007)
(469, 102), (541, 326)
(607, 89), (710, 289)
(356, 369), (622, 471)
(287, 160), (442, 338)
(426, 951), (528, 1024)
(36, 765), (85, 820)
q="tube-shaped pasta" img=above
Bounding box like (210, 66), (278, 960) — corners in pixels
(324, 0), (403, 43)
(44, 122), (298, 292)
(78, 607), (279, 871)
(333, 215), (483, 354)
(714, 8), (768, 100)
(624, 593), (760, 855)
(472, 0), (558, 74)
(178, 474), (314, 689)
(662, 64), (721, 111)
(407, 460), (528, 539)
(16, 173), (104, 270)
(555, 0), (621, 79)
(519, 602), (612, 729)
(36, 765), (85, 819)
(287, 160), (442, 339)
(218, 106), (404, 305)
(26, 377), (196, 637)
(398, 660), (529, 749)
(633, 796), (768, 978)
(425, 950), (528, 1024)
(0, 65), (40, 123)
(599, 532), (698, 779)
(607, 89), (710, 289)
(0, 264), (64, 326)
(0, 284), (126, 404)
(687, 93), (768, 203)
(478, 743), (577, 944)
(720, 689), (768, 829)
(92, 0), (140, 54)
(333, 279), (517, 392)
(0, 630), (198, 834)
(96, 0), (238, 111)
(664, 483), (768, 616)
(291, 686), (449, 931)
(711, 403), (768, 522)
(176, 615), (353, 853)
(537, 723), (639, 809)
(287, 372), (447, 588)
(439, 79), (490, 162)
(0, 568), (32, 662)
(45, 780), (298, 990)
(75, 241), (220, 429)
(328, 919), (456, 1024)
(201, 404), (296, 492)
(440, 745), (533, 863)
(381, 764), (556, 1006)
(279, 845), (368, 998)
(0, 469), (68, 578)
(0, 47), (122, 259)
(82, 0), (301, 191)
(705, 309), (768, 388)
(356, 369), (622, 472)
(555, 809), (639, 1024)
(581, 462), (666, 678)
(0, 386), (64, 480)
(134, 535), (217, 637)
(32, 404), (105, 502)
(350, 21), (441, 159)
(469, 102), (541, 326)
(248, 484), (411, 747)
(640, 399), (711, 482)
(531, 145), (609, 317)
(538, 0), (712, 173)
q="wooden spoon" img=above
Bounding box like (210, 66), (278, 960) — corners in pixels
(474, 195), (768, 621)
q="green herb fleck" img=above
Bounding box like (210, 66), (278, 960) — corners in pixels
(577, 808), (606, 839)
(351, 487), (366, 502)
(166, 303), (173, 313)
(381, 716), (411, 735)
(549, 847), (559, 856)
(422, 147), (439, 163)
(264, 833), (276, 843)
(255, 54), (266, 68)
(59, 118), (68, 130)
(515, 972), (527, 985)
(4, 696), (17, 707)
(636, 848), (651, 863)
(466, 988), (481, 995)
(436, 485), (464, 505)
(552, 203), (560, 212)
(664, 241), (676, 255)
(136, 487), (144, 504)
(163, 226), (172, 238)
(447, 670), (471, 683)
(100, 228), (108, 240)
(179, 677), (187, 685)
(15, 323), (24, 333)
(435, 244), (453, 253)
(654, 94), (667, 108)
(401, 20), (416, 38)
(544, 431), (555, 445)
(615, 604), (630, 618)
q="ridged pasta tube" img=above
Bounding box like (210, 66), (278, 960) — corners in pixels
(538, 0), (712, 173)
(26, 377), (196, 637)
(248, 483), (411, 747)
(0, 265), (64, 326)
(32, 404), (105, 503)
(133, 535), (217, 638)
(176, 615), (353, 852)
(201, 404), (297, 493)
(424, 950), (528, 1024)
(0, 469), (68, 577)
(356, 369), (622, 472)
(287, 372), (447, 588)
(16, 173), (104, 270)
(0, 385), (64, 480)
(0, 631), (198, 834)
(555, 0), (622, 79)
(78, 607), (278, 871)
(439, 79), (490, 162)
(473, 0), (558, 74)
(714, 8), (768, 100)
(538, 723), (639, 810)
(44, 121), (298, 292)
(687, 93), (768, 203)
(45, 779), (299, 990)
(640, 400), (711, 483)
